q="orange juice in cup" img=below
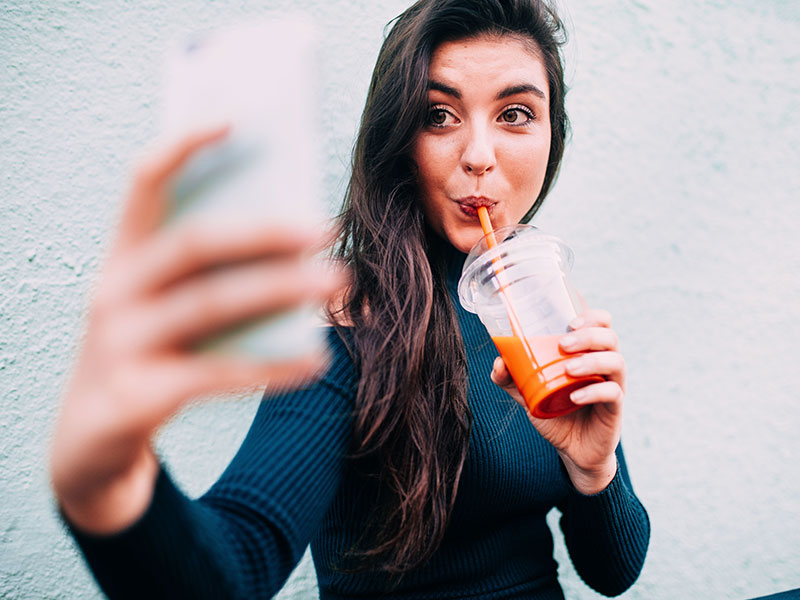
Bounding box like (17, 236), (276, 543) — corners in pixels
(457, 223), (601, 418)
(491, 334), (602, 418)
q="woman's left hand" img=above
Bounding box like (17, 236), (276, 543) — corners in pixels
(491, 308), (625, 495)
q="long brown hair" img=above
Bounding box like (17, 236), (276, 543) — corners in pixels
(330, 0), (569, 575)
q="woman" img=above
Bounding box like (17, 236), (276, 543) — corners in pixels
(51, 1), (650, 598)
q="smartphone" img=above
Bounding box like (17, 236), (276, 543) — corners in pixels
(161, 17), (326, 360)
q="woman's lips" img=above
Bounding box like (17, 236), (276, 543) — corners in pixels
(456, 197), (497, 218)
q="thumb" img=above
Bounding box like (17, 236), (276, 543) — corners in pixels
(490, 356), (513, 387)
(115, 125), (230, 254)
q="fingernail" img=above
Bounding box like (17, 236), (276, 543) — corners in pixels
(566, 358), (586, 375)
(571, 388), (587, 402)
(560, 334), (577, 349)
(569, 317), (584, 330)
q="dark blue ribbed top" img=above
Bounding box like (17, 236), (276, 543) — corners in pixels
(68, 252), (650, 599)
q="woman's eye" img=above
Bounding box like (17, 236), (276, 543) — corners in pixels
(500, 106), (535, 125)
(431, 110), (447, 125)
(426, 107), (456, 127)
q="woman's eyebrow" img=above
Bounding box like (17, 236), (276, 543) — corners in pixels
(496, 83), (546, 100)
(428, 80), (461, 99)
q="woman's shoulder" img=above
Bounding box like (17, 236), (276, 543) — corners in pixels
(320, 294), (359, 364)
(253, 326), (358, 435)
(277, 322), (357, 403)
(321, 323), (357, 372)
(307, 296), (361, 398)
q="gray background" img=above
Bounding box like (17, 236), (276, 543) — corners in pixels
(1, 1), (798, 598)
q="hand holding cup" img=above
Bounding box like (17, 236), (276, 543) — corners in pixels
(491, 307), (625, 495)
(458, 224), (625, 495)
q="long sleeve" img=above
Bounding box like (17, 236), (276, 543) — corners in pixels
(557, 444), (650, 597)
(64, 280), (650, 599)
(66, 328), (357, 599)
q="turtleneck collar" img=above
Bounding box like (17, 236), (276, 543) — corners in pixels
(441, 242), (469, 290)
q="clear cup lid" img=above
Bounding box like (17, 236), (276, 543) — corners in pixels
(457, 224), (573, 313)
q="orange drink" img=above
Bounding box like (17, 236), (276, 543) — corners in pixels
(459, 216), (596, 419)
(491, 335), (603, 418)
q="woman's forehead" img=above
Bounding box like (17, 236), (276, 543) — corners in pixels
(428, 35), (549, 98)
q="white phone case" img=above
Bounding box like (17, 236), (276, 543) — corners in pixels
(162, 17), (326, 359)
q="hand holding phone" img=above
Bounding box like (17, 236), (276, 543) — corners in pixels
(51, 15), (343, 536)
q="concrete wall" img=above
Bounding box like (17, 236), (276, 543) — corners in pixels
(1, 1), (798, 598)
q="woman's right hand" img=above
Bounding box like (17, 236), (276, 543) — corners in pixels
(50, 127), (345, 535)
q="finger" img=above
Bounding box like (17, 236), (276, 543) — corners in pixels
(490, 356), (514, 387)
(103, 220), (334, 306)
(490, 357), (528, 409)
(568, 308), (612, 330)
(178, 350), (331, 401)
(559, 327), (619, 353)
(564, 351), (626, 388)
(115, 126), (230, 252)
(112, 350), (330, 432)
(115, 260), (345, 353)
(153, 260), (344, 349)
(568, 380), (624, 413)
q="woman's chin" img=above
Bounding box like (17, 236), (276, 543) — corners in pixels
(444, 229), (484, 254)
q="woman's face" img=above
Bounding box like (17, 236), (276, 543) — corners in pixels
(411, 35), (551, 253)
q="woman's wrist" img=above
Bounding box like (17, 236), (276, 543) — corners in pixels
(559, 453), (618, 496)
(56, 449), (160, 536)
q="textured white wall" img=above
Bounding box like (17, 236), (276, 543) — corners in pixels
(1, 1), (798, 599)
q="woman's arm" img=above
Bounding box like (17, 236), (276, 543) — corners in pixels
(50, 128), (348, 597)
(556, 443), (650, 596)
(51, 127), (343, 534)
(491, 308), (627, 493)
(491, 308), (650, 594)
(65, 329), (356, 599)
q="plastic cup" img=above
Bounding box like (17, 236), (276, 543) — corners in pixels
(457, 224), (603, 418)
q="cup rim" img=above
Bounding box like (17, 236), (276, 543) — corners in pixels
(457, 224), (573, 313)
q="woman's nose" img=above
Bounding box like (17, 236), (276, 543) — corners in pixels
(461, 125), (496, 176)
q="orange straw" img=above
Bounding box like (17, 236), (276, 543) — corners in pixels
(478, 206), (498, 250)
(476, 207), (539, 368)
